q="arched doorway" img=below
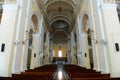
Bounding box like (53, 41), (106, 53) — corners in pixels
(82, 14), (94, 69)
(27, 29), (33, 69)
(87, 28), (94, 69)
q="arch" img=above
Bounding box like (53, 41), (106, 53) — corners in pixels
(31, 14), (39, 33)
(49, 15), (71, 25)
(80, 13), (94, 69)
(52, 30), (68, 38)
(80, 11), (90, 33)
(30, 10), (42, 33)
(45, 0), (75, 10)
(50, 17), (71, 26)
(82, 14), (89, 32)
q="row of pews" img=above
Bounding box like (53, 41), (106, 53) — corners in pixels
(63, 64), (120, 80)
(0, 64), (120, 80)
(0, 64), (57, 80)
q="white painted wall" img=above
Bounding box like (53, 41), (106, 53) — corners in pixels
(80, 33), (90, 69)
(0, 0), (43, 76)
(12, 0), (28, 73)
(87, 0), (101, 71)
(30, 34), (40, 69)
(77, 0), (91, 69)
(0, 4), (19, 77)
(100, 4), (120, 77)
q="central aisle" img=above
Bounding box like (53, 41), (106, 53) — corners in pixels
(52, 63), (70, 80)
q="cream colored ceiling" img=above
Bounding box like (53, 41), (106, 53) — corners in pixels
(38, 0), (83, 43)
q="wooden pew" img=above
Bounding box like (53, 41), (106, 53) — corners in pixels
(63, 64), (111, 80)
(12, 72), (53, 80)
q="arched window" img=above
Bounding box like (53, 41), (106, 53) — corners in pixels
(58, 46), (62, 57)
(58, 50), (62, 57)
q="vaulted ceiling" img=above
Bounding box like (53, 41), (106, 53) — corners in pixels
(37, 0), (83, 43)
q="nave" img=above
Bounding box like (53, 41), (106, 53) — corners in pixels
(1, 0), (120, 78)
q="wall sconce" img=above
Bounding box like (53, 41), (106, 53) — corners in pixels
(88, 46), (92, 49)
(14, 40), (26, 45)
(99, 39), (107, 45)
(91, 38), (98, 44)
(14, 41), (20, 45)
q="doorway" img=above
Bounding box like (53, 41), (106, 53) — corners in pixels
(27, 29), (33, 69)
(87, 28), (94, 69)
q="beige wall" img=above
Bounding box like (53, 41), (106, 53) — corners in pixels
(0, 0), (43, 76)
(52, 43), (67, 57)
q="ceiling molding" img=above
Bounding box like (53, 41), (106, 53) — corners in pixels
(49, 16), (71, 26)
(45, 0), (75, 9)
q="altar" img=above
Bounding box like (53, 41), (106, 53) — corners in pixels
(52, 57), (67, 64)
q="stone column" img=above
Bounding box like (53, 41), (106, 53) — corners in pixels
(45, 31), (50, 64)
(76, 18), (83, 66)
(12, 0), (28, 73)
(0, 0), (19, 77)
(38, 17), (44, 66)
(99, 0), (120, 77)
(87, 0), (101, 71)
(71, 31), (75, 64)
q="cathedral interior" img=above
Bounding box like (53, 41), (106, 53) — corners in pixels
(0, 0), (120, 80)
